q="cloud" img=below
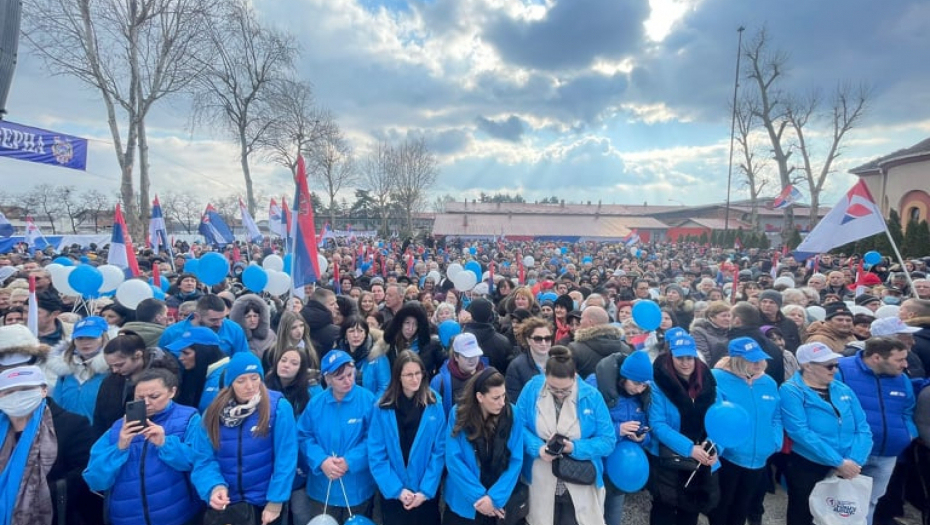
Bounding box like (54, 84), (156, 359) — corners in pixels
(475, 115), (526, 142)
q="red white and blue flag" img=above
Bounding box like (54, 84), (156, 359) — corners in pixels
(239, 198), (263, 243)
(199, 204), (236, 247)
(149, 195), (173, 260)
(24, 216), (43, 249)
(268, 198), (286, 238)
(108, 204), (140, 277)
(772, 185), (803, 209)
(795, 180), (885, 260)
(622, 229), (641, 246)
(290, 155), (321, 291)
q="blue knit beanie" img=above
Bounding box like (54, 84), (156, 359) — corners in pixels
(224, 352), (264, 387)
(620, 350), (653, 383)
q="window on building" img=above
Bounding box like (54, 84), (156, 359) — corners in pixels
(909, 206), (921, 223)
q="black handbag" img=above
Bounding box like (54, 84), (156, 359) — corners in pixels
(657, 444), (699, 471)
(551, 456), (597, 485)
(203, 502), (255, 525)
(499, 481), (530, 525)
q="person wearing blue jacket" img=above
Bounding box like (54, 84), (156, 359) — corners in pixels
(586, 350), (653, 525)
(297, 349), (377, 522)
(445, 367), (523, 525)
(708, 337), (782, 525)
(84, 368), (204, 525)
(647, 332), (722, 525)
(368, 350), (445, 525)
(516, 346), (615, 525)
(780, 342), (873, 525)
(190, 352), (297, 525)
(837, 336), (917, 525)
(46, 316), (110, 422)
(335, 316), (391, 399)
(159, 294), (249, 357)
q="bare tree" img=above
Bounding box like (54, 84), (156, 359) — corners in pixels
(161, 191), (204, 234)
(787, 84), (870, 227)
(259, 78), (329, 173)
(21, 184), (61, 234)
(308, 115), (356, 228)
(734, 97), (771, 230)
(359, 142), (397, 236)
(23, 0), (218, 240)
(191, 0), (297, 215)
(79, 190), (112, 233)
(742, 28), (870, 235)
(56, 186), (84, 233)
(392, 137), (438, 235)
(212, 194), (240, 231)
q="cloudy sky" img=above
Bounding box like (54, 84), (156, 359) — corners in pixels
(4, 0), (929, 211)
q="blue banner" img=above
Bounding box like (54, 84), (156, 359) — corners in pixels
(0, 120), (88, 170)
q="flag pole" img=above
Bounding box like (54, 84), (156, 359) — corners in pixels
(883, 226), (917, 298)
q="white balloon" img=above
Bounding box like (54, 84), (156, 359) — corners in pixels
(482, 271), (490, 281)
(262, 254), (284, 272)
(54, 267), (80, 297)
(452, 270), (477, 291)
(46, 263), (66, 285)
(307, 514), (339, 525)
(523, 255), (535, 268)
(317, 253), (328, 274)
(115, 279), (154, 309)
(263, 270), (292, 296)
(98, 264), (125, 293)
(446, 263), (464, 279)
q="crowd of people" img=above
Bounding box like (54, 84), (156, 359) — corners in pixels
(1, 236), (930, 525)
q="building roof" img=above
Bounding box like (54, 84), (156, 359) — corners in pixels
(432, 213), (668, 238)
(850, 137), (930, 174)
(673, 217), (752, 230)
(443, 201), (683, 216)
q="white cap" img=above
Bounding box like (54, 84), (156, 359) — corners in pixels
(870, 317), (920, 337)
(796, 342), (843, 364)
(452, 332), (483, 358)
(0, 366), (48, 391)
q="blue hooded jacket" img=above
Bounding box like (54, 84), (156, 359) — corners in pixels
(837, 352), (916, 457)
(159, 315), (249, 357)
(712, 368), (783, 469)
(367, 392), (446, 500)
(83, 402), (203, 525)
(780, 371), (873, 467)
(297, 385), (376, 507)
(515, 374), (616, 487)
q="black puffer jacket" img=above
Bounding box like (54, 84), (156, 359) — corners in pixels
(464, 322), (514, 372)
(301, 300), (341, 353)
(568, 324), (632, 379)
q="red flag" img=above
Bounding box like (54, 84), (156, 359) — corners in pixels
(517, 252), (525, 285)
(111, 204), (141, 277)
(291, 156), (321, 288)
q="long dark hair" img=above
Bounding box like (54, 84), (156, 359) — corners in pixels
(379, 350), (436, 408)
(176, 343), (225, 408)
(452, 367), (507, 442)
(384, 304), (431, 350)
(265, 347), (311, 416)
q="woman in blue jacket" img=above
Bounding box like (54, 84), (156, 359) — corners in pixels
(647, 333), (721, 525)
(368, 350), (445, 525)
(334, 316), (390, 399)
(47, 316), (110, 422)
(297, 349), (377, 522)
(586, 350), (653, 525)
(190, 352), (297, 525)
(445, 367), (523, 525)
(779, 342), (872, 525)
(708, 337), (782, 525)
(84, 368), (204, 525)
(516, 346), (615, 525)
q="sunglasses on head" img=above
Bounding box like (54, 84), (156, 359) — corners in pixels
(530, 335), (553, 343)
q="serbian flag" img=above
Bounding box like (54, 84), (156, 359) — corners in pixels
(199, 204), (236, 247)
(290, 155), (321, 291)
(149, 195), (173, 260)
(239, 198), (263, 243)
(24, 216), (43, 249)
(268, 198), (286, 238)
(622, 229), (641, 246)
(772, 185), (803, 209)
(795, 180), (886, 260)
(108, 204), (140, 277)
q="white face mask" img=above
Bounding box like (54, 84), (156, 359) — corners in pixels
(0, 389), (45, 418)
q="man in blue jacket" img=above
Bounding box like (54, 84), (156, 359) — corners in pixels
(159, 294), (248, 357)
(838, 335), (917, 525)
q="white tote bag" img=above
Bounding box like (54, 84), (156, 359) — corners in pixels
(809, 475), (873, 525)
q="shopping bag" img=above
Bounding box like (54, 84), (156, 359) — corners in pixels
(809, 475), (873, 525)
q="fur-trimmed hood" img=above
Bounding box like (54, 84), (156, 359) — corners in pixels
(229, 294), (273, 341)
(0, 324), (52, 368)
(573, 324), (623, 343)
(45, 348), (110, 377)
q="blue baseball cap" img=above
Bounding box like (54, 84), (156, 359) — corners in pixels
(165, 327), (221, 353)
(321, 350), (353, 376)
(727, 337), (771, 362)
(72, 316), (109, 339)
(668, 333), (698, 358)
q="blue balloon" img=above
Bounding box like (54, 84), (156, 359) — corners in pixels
(606, 440), (649, 493)
(283, 254), (293, 273)
(242, 265), (268, 292)
(344, 516), (377, 525)
(465, 260), (482, 283)
(469, 246), (477, 255)
(53, 257), (73, 267)
(183, 259), (199, 277)
(68, 264), (104, 297)
(150, 284), (166, 301)
(196, 252), (230, 286)
(705, 401), (751, 449)
(632, 300), (662, 331)
(864, 251), (882, 266)
(148, 275), (170, 292)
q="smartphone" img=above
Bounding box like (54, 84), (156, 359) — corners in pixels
(635, 426), (651, 437)
(125, 400), (148, 428)
(546, 434), (566, 456)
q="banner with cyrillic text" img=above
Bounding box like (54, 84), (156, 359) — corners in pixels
(0, 120), (88, 170)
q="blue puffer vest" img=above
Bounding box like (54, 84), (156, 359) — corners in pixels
(217, 390), (282, 505)
(107, 402), (201, 525)
(838, 353), (916, 457)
